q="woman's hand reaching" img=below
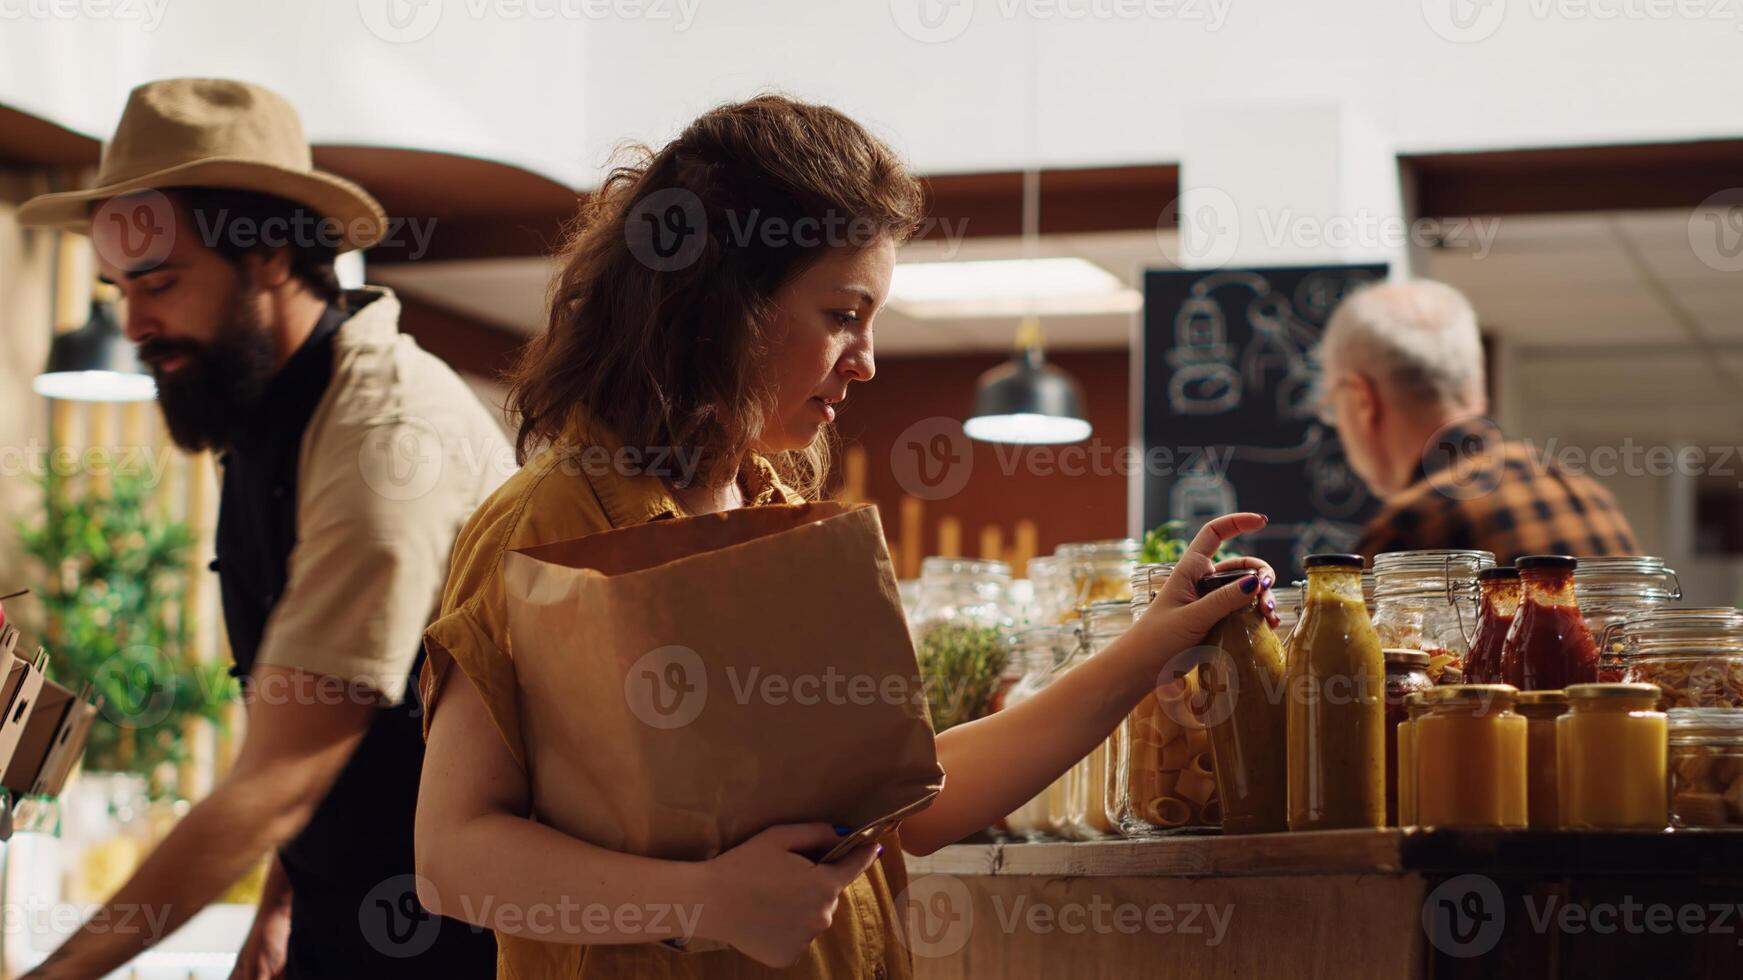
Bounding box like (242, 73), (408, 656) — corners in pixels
(1129, 513), (1279, 657)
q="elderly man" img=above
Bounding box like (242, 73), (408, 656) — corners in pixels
(1317, 279), (1639, 563)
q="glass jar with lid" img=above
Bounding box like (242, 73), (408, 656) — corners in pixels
(1026, 555), (1072, 627)
(1608, 607), (1743, 710)
(1516, 690), (1568, 828)
(1370, 550), (1496, 681)
(1002, 626), (1073, 840)
(1286, 554), (1387, 830)
(1383, 649), (1437, 824)
(1054, 539), (1139, 621)
(910, 557), (1015, 733)
(1500, 556), (1601, 691)
(1667, 707), (1743, 828)
(1271, 584), (1304, 642)
(1130, 562), (1174, 612)
(1557, 683), (1668, 828)
(1465, 568), (1522, 684)
(1063, 600), (1131, 839)
(1118, 581), (1218, 835)
(1194, 571), (1288, 835)
(1415, 685), (1528, 828)
(1575, 557), (1682, 681)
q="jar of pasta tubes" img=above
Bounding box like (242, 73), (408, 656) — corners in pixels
(1667, 707), (1743, 828)
(1115, 587), (1218, 835)
(1610, 607), (1743, 710)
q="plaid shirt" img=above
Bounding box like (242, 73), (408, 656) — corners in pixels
(1355, 421), (1640, 565)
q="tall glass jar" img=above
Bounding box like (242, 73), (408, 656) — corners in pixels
(1026, 555), (1071, 627)
(1002, 626), (1072, 841)
(1195, 571), (1288, 834)
(1371, 550), (1495, 680)
(1667, 707), (1743, 828)
(1065, 600), (1130, 839)
(1557, 683), (1668, 829)
(1272, 584), (1303, 642)
(1610, 607), (1743, 710)
(1415, 685), (1528, 828)
(1575, 556), (1683, 681)
(1117, 577), (1215, 836)
(1516, 689), (1568, 828)
(1383, 649), (1437, 825)
(910, 557), (1015, 733)
(1286, 554), (1387, 830)
(1465, 568), (1522, 684)
(1055, 539), (1140, 619)
(1130, 562), (1173, 611)
(1500, 556), (1600, 691)
(1043, 620), (1089, 837)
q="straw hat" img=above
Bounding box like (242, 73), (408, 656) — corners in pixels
(19, 78), (386, 252)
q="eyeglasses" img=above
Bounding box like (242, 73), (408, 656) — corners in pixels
(1313, 375), (1354, 427)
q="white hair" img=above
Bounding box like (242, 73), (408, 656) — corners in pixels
(1320, 279), (1486, 410)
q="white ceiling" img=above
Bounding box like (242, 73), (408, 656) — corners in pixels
(371, 208), (1743, 357)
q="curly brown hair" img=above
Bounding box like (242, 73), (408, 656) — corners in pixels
(508, 94), (926, 499)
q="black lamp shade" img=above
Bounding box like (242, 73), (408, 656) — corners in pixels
(33, 300), (155, 402)
(964, 347), (1092, 445)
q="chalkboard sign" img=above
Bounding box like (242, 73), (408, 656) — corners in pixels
(1138, 264), (1388, 578)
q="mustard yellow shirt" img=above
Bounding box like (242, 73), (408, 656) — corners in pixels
(421, 411), (913, 980)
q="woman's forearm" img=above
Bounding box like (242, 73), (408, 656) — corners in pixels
(901, 628), (1164, 856)
(417, 810), (716, 946)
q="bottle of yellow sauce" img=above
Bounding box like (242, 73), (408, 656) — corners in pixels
(1415, 685), (1528, 828)
(1516, 690), (1569, 828)
(1557, 682), (1668, 829)
(1396, 693), (1432, 826)
(1286, 554), (1386, 830)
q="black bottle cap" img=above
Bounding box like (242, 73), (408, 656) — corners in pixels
(1515, 555), (1578, 571)
(1478, 567), (1521, 581)
(1304, 554), (1365, 569)
(1196, 570), (1257, 594)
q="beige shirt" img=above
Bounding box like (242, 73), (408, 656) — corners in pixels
(254, 287), (515, 702)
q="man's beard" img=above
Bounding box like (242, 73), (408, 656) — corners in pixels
(139, 282), (280, 452)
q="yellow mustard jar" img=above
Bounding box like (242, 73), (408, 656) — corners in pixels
(1515, 690), (1568, 829)
(1396, 693), (1431, 826)
(1415, 685), (1528, 828)
(1557, 682), (1668, 829)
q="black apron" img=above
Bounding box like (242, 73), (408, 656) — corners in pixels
(213, 305), (495, 979)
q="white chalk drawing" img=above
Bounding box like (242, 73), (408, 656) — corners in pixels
(1157, 267), (1380, 562)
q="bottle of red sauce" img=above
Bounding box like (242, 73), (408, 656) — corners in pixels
(1499, 556), (1599, 690)
(1465, 567), (1521, 684)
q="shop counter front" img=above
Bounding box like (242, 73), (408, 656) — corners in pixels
(901, 829), (1743, 979)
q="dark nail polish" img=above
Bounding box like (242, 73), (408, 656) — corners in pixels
(1261, 576), (1274, 590)
(1266, 597), (1276, 610)
(833, 824), (853, 836)
(1241, 575), (1260, 594)
(876, 844), (885, 856)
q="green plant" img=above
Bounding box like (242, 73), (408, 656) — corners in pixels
(1140, 520), (1242, 565)
(15, 463), (236, 783)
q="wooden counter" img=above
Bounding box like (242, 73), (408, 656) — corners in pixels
(900, 830), (1743, 979)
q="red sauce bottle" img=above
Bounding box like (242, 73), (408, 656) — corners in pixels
(1464, 568), (1521, 684)
(1499, 556), (1599, 690)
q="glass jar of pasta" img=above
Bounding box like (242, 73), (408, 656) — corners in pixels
(1667, 707), (1743, 828)
(1370, 550), (1495, 681)
(1117, 583), (1216, 836)
(1055, 539), (1140, 620)
(910, 557), (1015, 733)
(1415, 685), (1528, 828)
(1575, 556), (1682, 681)
(1516, 689), (1568, 828)
(1609, 607), (1743, 710)
(1063, 600), (1131, 839)
(1558, 683), (1668, 829)
(1002, 626), (1073, 841)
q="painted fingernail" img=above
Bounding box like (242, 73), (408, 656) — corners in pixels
(1241, 575), (1260, 594)
(1266, 597), (1276, 610)
(833, 825), (853, 836)
(876, 844), (885, 856)
(1261, 576), (1274, 590)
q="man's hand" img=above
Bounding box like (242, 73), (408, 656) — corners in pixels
(229, 855), (292, 980)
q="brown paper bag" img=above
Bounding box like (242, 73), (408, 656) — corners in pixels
(503, 501), (944, 863)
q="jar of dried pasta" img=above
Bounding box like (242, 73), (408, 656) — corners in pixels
(1116, 586), (1217, 835)
(1370, 549), (1496, 682)
(1054, 539), (1139, 622)
(1611, 608), (1743, 710)
(1667, 707), (1743, 828)
(1575, 556), (1682, 681)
